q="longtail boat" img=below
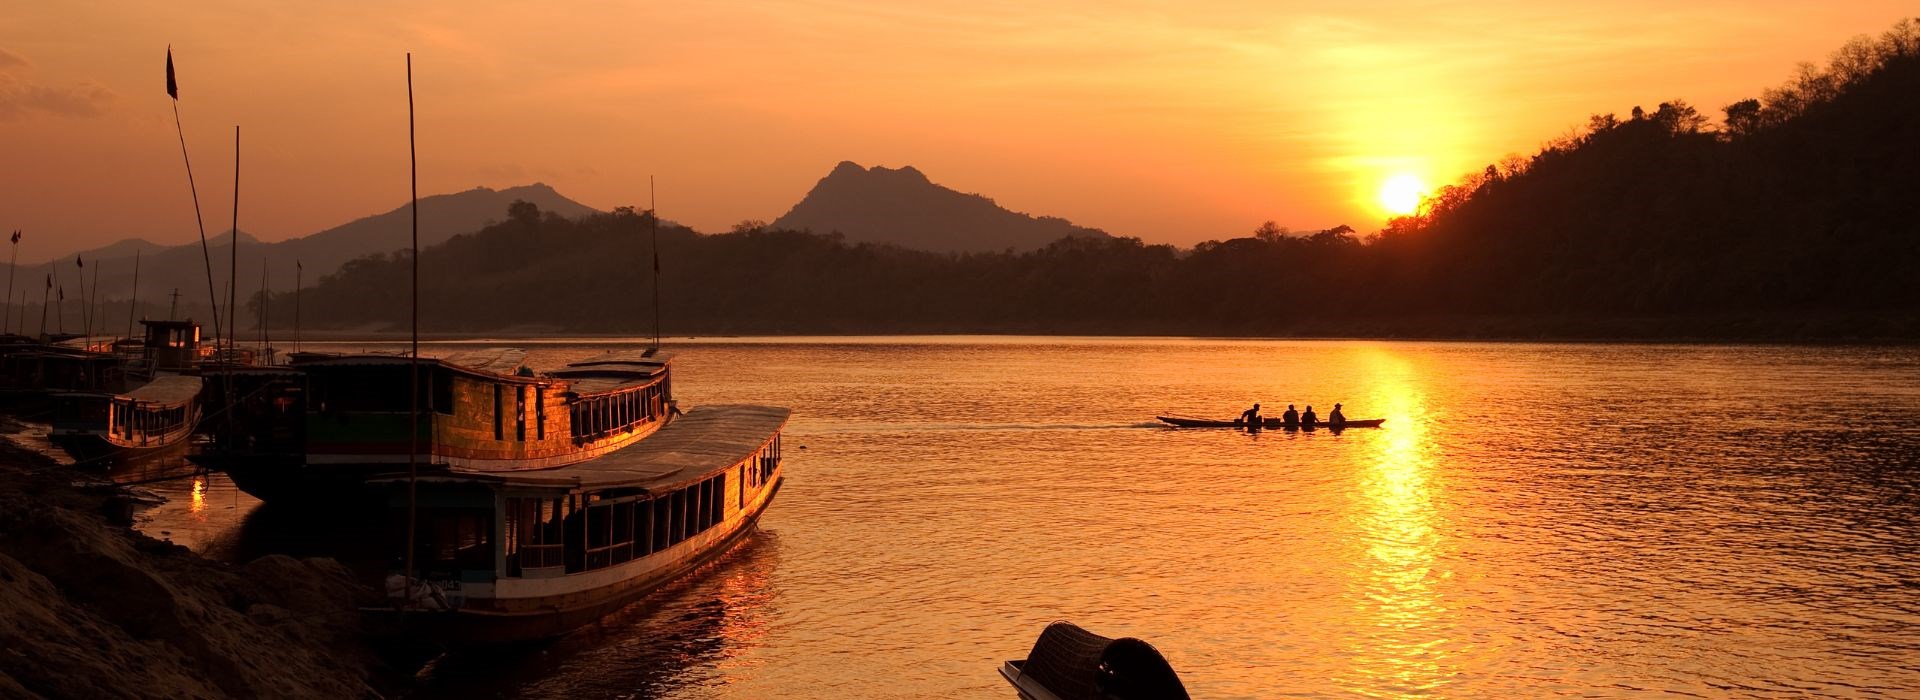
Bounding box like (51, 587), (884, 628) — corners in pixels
(1156, 415), (1385, 429)
(367, 404), (788, 643)
(195, 348), (680, 503)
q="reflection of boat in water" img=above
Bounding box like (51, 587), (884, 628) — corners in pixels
(195, 348), (676, 503)
(1156, 415), (1384, 429)
(408, 532), (783, 696)
(368, 404), (789, 644)
(1000, 622), (1189, 700)
(49, 375), (202, 462)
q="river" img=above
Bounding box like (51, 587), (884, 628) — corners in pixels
(125, 337), (1920, 698)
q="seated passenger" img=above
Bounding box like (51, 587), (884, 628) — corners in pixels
(1330, 403), (1346, 427)
(1239, 403), (1262, 426)
(1282, 404), (1300, 427)
(1301, 405), (1318, 426)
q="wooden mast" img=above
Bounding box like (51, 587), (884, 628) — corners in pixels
(126, 250), (140, 339)
(167, 46), (223, 348)
(403, 51), (421, 609)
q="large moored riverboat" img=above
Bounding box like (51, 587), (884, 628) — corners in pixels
(197, 348), (678, 503)
(370, 404), (789, 643)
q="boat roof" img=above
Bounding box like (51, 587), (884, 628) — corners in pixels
(548, 349), (673, 396)
(441, 348), (528, 375)
(382, 404), (789, 494)
(125, 375), (202, 405)
(294, 349), (543, 384)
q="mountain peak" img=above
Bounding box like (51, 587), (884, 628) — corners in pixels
(772, 161), (1109, 253)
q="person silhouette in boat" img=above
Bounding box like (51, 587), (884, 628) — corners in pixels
(1281, 404), (1300, 427)
(1329, 403), (1346, 428)
(1239, 403), (1262, 428)
(1301, 405), (1318, 427)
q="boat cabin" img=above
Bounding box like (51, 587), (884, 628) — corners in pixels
(373, 405), (789, 640)
(297, 348), (675, 472)
(140, 319), (203, 371)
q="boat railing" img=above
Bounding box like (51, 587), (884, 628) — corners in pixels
(517, 543), (565, 570)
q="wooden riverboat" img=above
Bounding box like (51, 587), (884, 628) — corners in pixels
(1156, 415), (1385, 430)
(49, 374), (203, 462)
(198, 348), (680, 503)
(367, 404), (789, 644)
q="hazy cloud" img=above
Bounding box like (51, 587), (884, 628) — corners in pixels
(0, 48), (115, 120)
(0, 47), (30, 71)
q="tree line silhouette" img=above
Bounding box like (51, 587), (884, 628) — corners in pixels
(268, 19), (1920, 339)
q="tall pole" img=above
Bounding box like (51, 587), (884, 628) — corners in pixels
(76, 258), (89, 344)
(3, 231), (16, 336)
(229, 126), (239, 365)
(127, 250), (141, 339)
(88, 260), (101, 342)
(403, 52), (420, 608)
(39, 276), (48, 337)
(649, 176), (661, 352)
(168, 47), (223, 348)
(294, 261), (301, 354)
(258, 262), (269, 360)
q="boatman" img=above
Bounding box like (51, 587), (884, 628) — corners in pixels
(1282, 404), (1300, 427)
(1301, 405), (1318, 427)
(1239, 403), (1262, 427)
(1329, 403), (1346, 428)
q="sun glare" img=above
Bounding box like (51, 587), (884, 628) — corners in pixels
(1378, 174), (1428, 216)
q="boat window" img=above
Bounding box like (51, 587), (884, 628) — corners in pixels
(610, 502), (634, 565)
(652, 494), (672, 551)
(402, 507), (493, 577)
(535, 389), (546, 441)
(635, 498), (653, 557)
(670, 489), (686, 545)
(493, 385), (504, 441)
(504, 497), (565, 575)
(515, 386), (527, 442)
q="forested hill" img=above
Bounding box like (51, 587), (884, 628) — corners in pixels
(270, 20), (1920, 339)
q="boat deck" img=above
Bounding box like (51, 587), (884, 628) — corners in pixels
(390, 404), (788, 494)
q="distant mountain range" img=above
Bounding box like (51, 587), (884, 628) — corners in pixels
(7, 163), (1125, 334)
(8, 184), (597, 331)
(772, 161), (1110, 253)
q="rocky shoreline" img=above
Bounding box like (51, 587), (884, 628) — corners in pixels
(0, 423), (399, 698)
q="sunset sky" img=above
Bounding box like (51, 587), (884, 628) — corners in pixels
(1, 2), (1911, 260)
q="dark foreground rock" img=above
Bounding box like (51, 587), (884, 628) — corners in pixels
(0, 436), (392, 698)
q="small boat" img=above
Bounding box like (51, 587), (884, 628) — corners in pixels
(999, 621), (1189, 700)
(365, 404), (789, 644)
(1156, 415), (1384, 429)
(49, 374), (203, 462)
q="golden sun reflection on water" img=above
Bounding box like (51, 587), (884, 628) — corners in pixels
(1338, 350), (1455, 697)
(188, 476), (207, 518)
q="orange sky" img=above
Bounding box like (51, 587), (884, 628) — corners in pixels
(1, 2), (1911, 259)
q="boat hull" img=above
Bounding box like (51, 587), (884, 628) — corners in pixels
(50, 431), (193, 464)
(365, 477), (783, 645)
(190, 452), (387, 507)
(1156, 416), (1385, 429)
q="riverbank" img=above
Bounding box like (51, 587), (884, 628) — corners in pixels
(0, 422), (396, 698)
(276, 312), (1920, 345)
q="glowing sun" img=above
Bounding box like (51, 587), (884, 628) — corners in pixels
(1378, 173), (1428, 216)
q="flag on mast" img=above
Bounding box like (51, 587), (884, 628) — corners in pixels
(166, 47), (178, 99)
(9, 230), (18, 244)
(75, 255), (83, 268)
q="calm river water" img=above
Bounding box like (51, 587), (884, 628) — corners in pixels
(126, 337), (1920, 698)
